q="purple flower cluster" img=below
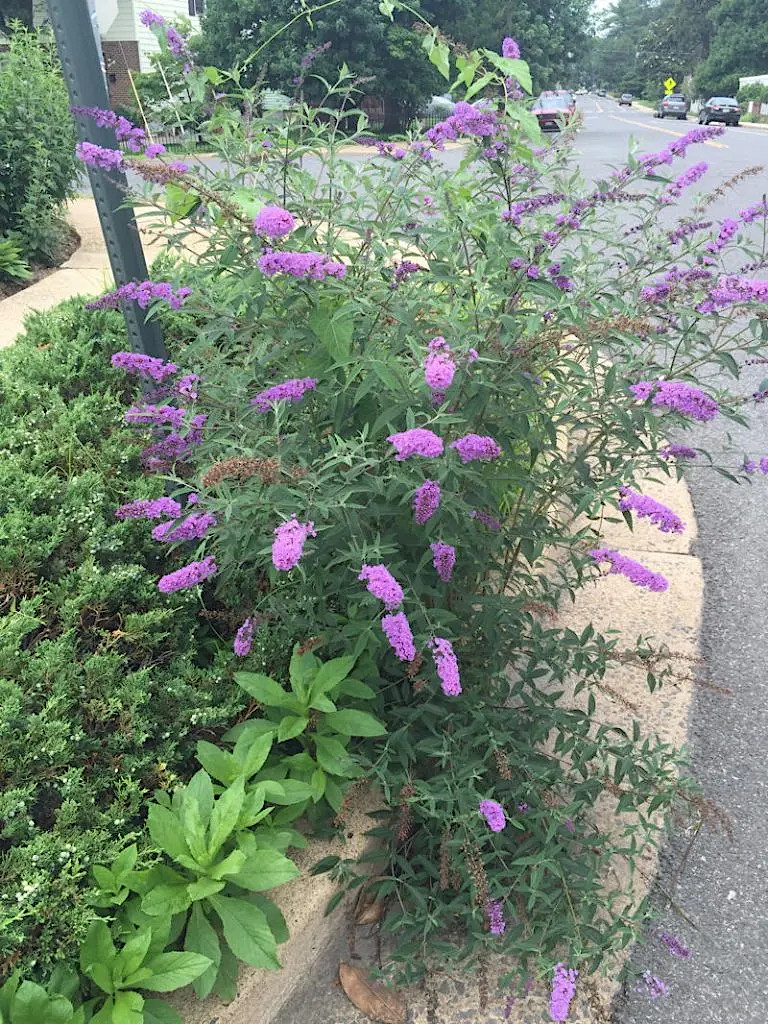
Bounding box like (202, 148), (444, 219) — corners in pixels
(471, 509), (502, 531)
(742, 456), (768, 474)
(659, 161), (709, 204)
(381, 611), (417, 662)
(258, 249), (346, 280)
(549, 964), (578, 1022)
(152, 511), (217, 543)
(252, 205), (296, 238)
(359, 564), (404, 609)
(88, 281), (191, 311)
(374, 140), (407, 160)
(590, 548), (669, 592)
(251, 377), (317, 412)
(431, 542), (456, 582)
(656, 930), (691, 959)
(427, 101), (501, 148)
(618, 488), (685, 534)
(450, 434), (502, 463)
(432, 637), (461, 695)
(479, 798), (505, 832)
(234, 616), (256, 657)
(705, 217), (738, 254)
(547, 263), (574, 291)
(157, 555), (217, 593)
(640, 266), (713, 303)
(502, 193), (565, 227)
(739, 199), (768, 223)
(176, 374), (199, 399)
(140, 424), (205, 472)
(76, 142), (124, 171)
(139, 9), (164, 27)
(486, 899), (506, 935)
(125, 404), (187, 430)
(272, 518), (316, 571)
(502, 37), (521, 59)
(72, 105), (147, 151)
(392, 260), (422, 289)
(698, 275), (768, 312)
(424, 336), (456, 396)
(387, 428), (444, 460)
(660, 444), (697, 460)
(115, 496), (182, 520)
(111, 351), (179, 382)
(638, 971), (670, 1000)
(638, 124), (725, 169)
(668, 219), (712, 245)
(165, 25), (188, 59)
(413, 480), (441, 524)
(631, 379), (719, 422)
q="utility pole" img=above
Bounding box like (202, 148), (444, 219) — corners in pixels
(46, 0), (167, 358)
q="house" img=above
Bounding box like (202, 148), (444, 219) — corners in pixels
(18, 0), (204, 107)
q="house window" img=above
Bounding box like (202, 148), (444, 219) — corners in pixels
(188, 0), (205, 14)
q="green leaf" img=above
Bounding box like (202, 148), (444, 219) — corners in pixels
(231, 188), (262, 220)
(111, 991), (144, 1024)
(208, 848), (247, 881)
(187, 878), (225, 901)
(146, 805), (191, 867)
(142, 1000), (183, 1024)
(164, 183), (199, 222)
(334, 678), (376, 700)
(80, 921), (116, 992)
(212, 946), (239, 1003)
(324, 709), (387, 737)
(265, 779), (314, 804)
(141, 952), (212, 993)
(251, 894), (289, 945)
(379, 0), (395, 18)
(0, 975), (20, 1019)
(229, 849), (300, 892)
(288, 649), (316, 702)
(11, 982), (63, 1024)
(47, 965), (80, 1002)
(142, 882), (192, 918)
(277, 715), (309, 742)
(428, 38), (451, 80)
(208, 895), (281, 969)
(196, 741), (238, 786)
(117, 929), (152, 979)
(482, 52), (532, 93)
(314, 735), (356, 776)
(112, 846), (138, 879)
(324, 777), (344, 813)
(311, 656), (356, 698)
(309, 305), (355, 362)
(234, 672), (293, 708)
(208, 778), (246, 858)
(185, 904), (221, 1000)
(181, 771), (215, 865)
(465, 72), (494, 101)
(310, 768), (326, 801)
(234, 732), (274, 779)
(92, 865), (116, 891)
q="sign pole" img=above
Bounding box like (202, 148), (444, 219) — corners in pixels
(46, 0), (167, 359)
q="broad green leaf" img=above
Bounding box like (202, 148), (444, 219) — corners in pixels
(0, 975), (19, 1019)
(229, 849), (300, 892)
(195, 741), (238, 786)
(324, 709), (387, 737)
(11, 982), (62, 1024)
(185, 904), (221, 1000)
(203, 65), (223, 85)
(211, 946), (239, 1003)
(334, 678), (376, 700)
(111, 991), (143, 1024)
(310, 768), (326, 801)
(277, 715), (309, 742)
(379, 0), (395, 18)
(231, 188), (262, 219)
(309, 695), (336, 713)
(187, 878), (225, 901)
(234, 672), (293, 708)
(251, 894), (289, 945)
(309, 306), (355, 362)
(288, 649), (316, 702)
(117, 929), (152, 979)
(429, 39), (451, 80)
(112, 846), (138, 879)
(482, 53), (532, 93)
(143, 999), (183, 1024)
(181, 771), (215, 865)
(314, 735), (355, 776)
(141, 952), (213, 992)
(142, 881), (192, 918)
(208, 778), (246, 858)
(265, 779), (314, 804)
(324, 777), (345, 813)
(164, 183), (199, 222)
(311, 656), (356, 697)
(234, 732), (273, 778)
(92, 865), (116, 891)
(208, 895), (281, 969)
(465, 72), (494, 101)
(47, 965), (80, 1002)
(208, 848), (247, 881)
(146, 805), (191, 866)
(80, 921), (116, 991)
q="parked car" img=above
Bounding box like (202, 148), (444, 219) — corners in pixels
(618, 93), (633, 106)
(575, 87), (587, 95)
(596, 88), (606, 96)
(698, 96), (741, 126)
(655, 94), (688, 119)
(531, 91), (575, 130)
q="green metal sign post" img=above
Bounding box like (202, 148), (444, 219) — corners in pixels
(46, 0), (167, 358)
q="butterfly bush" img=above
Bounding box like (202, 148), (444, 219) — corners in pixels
(92, 23), (768, 1002)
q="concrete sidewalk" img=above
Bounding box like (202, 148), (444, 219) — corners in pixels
(0, 197), (162, 349)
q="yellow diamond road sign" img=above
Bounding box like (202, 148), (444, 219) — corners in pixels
(664, 76), (676, 93)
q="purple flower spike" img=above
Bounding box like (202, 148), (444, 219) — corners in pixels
(659, 444), (697, 460)
(432, 637), (461, 695)
(76, 142), (124, 170)
(413, 480), (441, 524)
(258, 249), (346, 280)
(486, 899), (506, 935)
(618, 487), (685, 534)
(658, 930), (691, 960)
(272, 518), (316, 571)
(430, 542), (456, 582)
(479, 798), (505, 831)
(502, 37), (521, 59)
(450, 434), (502, 463)
(638, 971), (670, 1001)
(471, 509), (502, 531)
(111, 351), (179, 382)
(253, 205), (296, 238)
(152, 511), (217, 543)
(387, 428), (444, 460)
(359, 564), (404, 609)
(234, 616), (256, 657)
(424, 336), (457, 393)
(115, 496), (182, 521)
(549, 963), (578, 1021)
(251, 377), (317, 412)
(590, 548), (669, 593)
(157, 555), (217, 593)
(381, 611), (417, 662)
(631, 379), (719, 422)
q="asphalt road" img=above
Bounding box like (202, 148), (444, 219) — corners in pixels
(577, 98), (768, 1024)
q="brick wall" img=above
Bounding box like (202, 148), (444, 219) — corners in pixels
(102, 40), (140, 108)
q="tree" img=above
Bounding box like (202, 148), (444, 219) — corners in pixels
(694, 0), (768, 96)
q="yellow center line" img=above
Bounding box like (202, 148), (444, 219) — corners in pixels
(607, 113), (727, 149)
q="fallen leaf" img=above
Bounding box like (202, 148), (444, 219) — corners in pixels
(338, 962), (407, 1024)
(354, 884), (387, 925)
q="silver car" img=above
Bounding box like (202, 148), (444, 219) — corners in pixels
(655, 94), (688, 120)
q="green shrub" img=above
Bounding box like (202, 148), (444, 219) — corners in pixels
(0, 26), (79, 264)
(0, 300), (297, 981)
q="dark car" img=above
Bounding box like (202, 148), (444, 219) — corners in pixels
(699, 96), (741, 126)
(532, 91), (575, 131)
(655, 94), (688, 120)
(618, 93), (633, 106)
